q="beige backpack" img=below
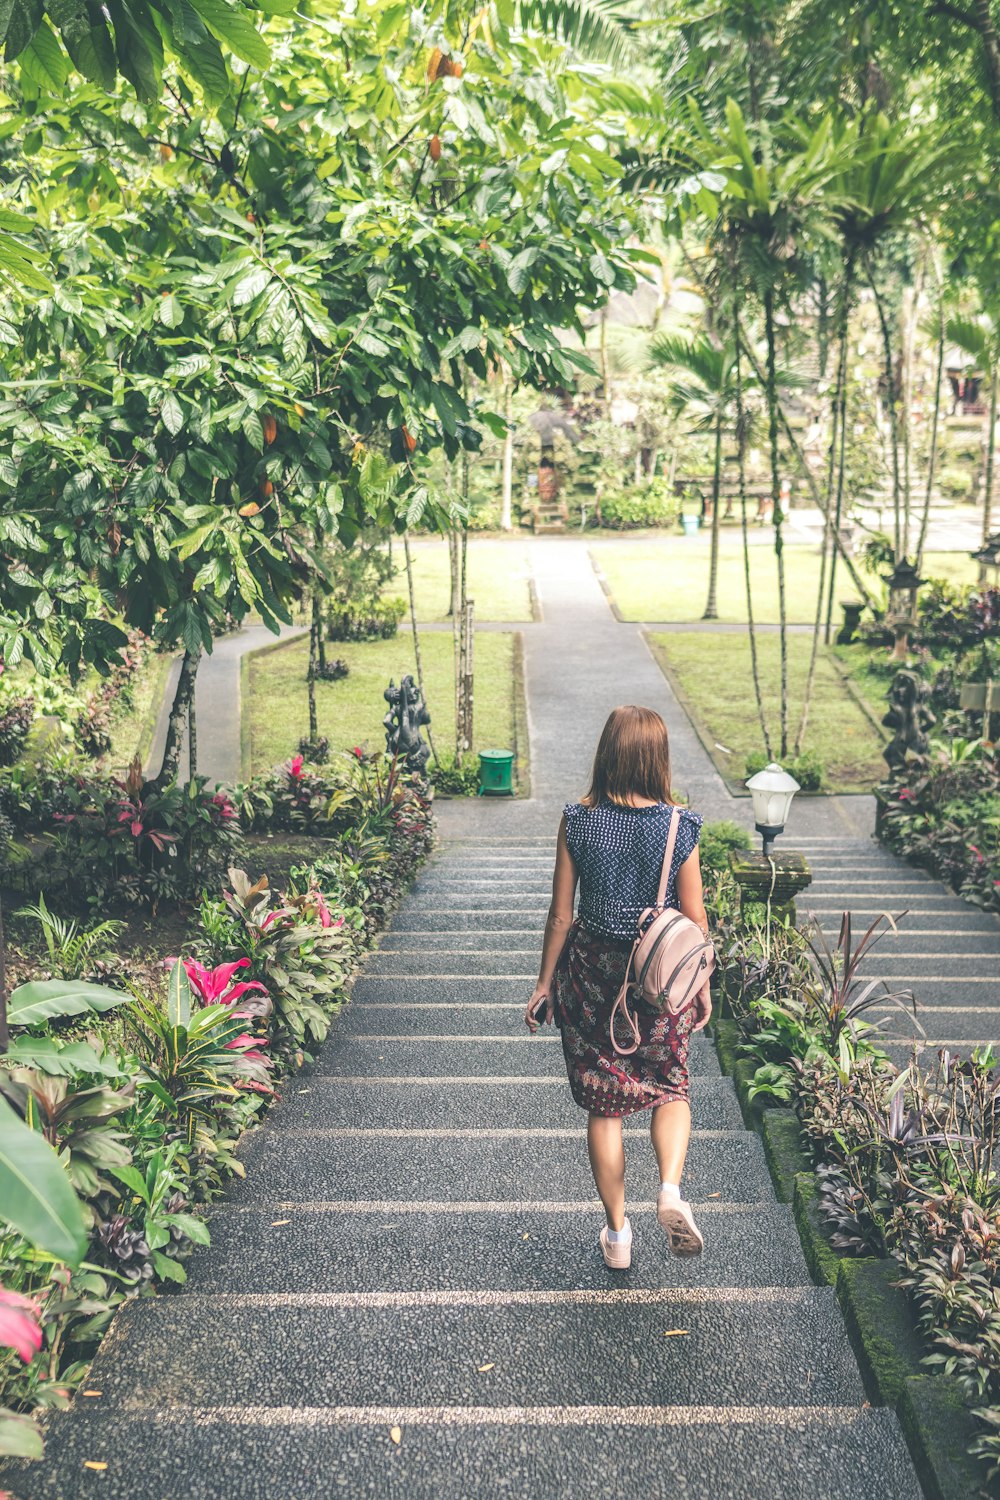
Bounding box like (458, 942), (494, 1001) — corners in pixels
(610, 806), (715, 1056)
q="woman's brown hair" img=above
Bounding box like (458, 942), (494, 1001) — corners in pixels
(581, 705), (675, 808)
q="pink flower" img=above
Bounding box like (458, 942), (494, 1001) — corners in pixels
(897, 788), (915, 802)
(211, 793), (237, 821)
(182, 957), (269, 1009)
(352, 746), (364, 759)
(0, 1288), (43, 1364)
(286, 754), (305, 780)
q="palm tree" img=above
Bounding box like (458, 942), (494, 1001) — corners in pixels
(948, 311), (1000, 572)
(648, 333), (739, 620)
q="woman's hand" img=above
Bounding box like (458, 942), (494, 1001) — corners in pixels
(691, 980), (713, 1032)
(525, 984), (554, 1032)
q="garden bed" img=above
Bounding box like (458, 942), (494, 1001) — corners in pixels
(707, 868), (1000, 1500)
(0, 757), (434, 1464)
(646, 630), (886, 793)
(593, 541), (975, 624)
(242, 630), (523, 783)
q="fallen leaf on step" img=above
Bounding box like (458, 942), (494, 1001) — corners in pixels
(478, 1363), (496, 1372)
(714, 743), (733, 755)
(521, 1233), (530, 1240)
(707, 1192), (721, 1199)
(662, 1330), (689, 1338)
(390, 1426), (402, 1445)
(81, 1391), (102, 1398)
(297, 1087), (311, 1093)
(271, 1219), (291, 1227)
(83, 1461), (108, 1471)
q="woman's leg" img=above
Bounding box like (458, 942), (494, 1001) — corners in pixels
(587, 1114), (626, 1230)
(650, 1098), (691, 1187)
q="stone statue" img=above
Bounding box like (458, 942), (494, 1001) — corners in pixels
(882, 669), (936, 774)
(383, 675), (431, 774)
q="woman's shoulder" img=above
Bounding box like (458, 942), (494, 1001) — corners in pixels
(675, 804), (703, 831)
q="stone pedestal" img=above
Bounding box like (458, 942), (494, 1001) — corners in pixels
(728, 849), (812, 924)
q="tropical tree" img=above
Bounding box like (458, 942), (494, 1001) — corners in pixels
(949, 310), (1000, 570)
(648, 333), (739, 619)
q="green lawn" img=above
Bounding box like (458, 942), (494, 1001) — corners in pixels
(387, 538), (534, 622)
(245, 630), (517, 774)
(594, 541), (977, 624)
(647, 631), (887, 793)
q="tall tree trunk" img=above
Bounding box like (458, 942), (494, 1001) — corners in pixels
(981, 368), (999, 580)
(155, 646), (201, 788)
(0, 894), (8, 1054)
(734, 302), (773, 760)
(404, 531), (439, 764)
(763, 288), (789, 758)
(500, 376), (515, 531)
(798, 267), (851, 752)
(741, 337), (875, 609)
(703, 410), (723, 620)
(188, 688), (198, 781)
(915, 269), (946, 572)
(307, 592), (321, 743)
(868, 258), (903, 558)
(599, 305), (611, 407)
(824, 254), (856, 643)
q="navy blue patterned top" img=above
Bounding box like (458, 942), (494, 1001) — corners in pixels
(563, 801), (703, 940)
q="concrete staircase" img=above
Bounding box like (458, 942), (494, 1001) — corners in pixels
(3, 835), (923, 1499)
(798, 836), (1000, 1069)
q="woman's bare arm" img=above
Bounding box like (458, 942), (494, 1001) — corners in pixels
(525, 816), (578, 1030)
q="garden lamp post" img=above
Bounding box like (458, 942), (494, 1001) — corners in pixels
(745, 762), (801, 855)
(728, 763), (811, 927)
(883, 557), (926, 662)
(970, 530), (1000, 589)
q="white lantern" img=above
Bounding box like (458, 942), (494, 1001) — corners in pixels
(745, 762), (800, 854)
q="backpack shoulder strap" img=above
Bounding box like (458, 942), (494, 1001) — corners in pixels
(655, 805), (681, 909)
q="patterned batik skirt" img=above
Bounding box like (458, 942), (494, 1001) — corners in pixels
(554, 920), (694, 1118)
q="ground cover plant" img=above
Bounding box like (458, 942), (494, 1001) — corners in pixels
(647, 630), (885, 793)
(0, 756), (433, 1460)
(712, 880), (1000, 1488)
(593, 542), (976, 625)
(385, 540), (535, 624)
(244, 632), (518, 780)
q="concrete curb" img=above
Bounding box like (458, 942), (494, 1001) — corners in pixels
(711, 1016), (990, 1499)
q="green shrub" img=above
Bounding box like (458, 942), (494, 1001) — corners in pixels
(326, 595), (406, 642)
(744, 748), (826, 791)
(700, 818), (752, 878)
(595, 483), (679, 531)
(938, 465), (974, 500)
(431, 755), (482, 796)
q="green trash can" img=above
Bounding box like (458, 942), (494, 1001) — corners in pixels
(478, 749), (515, 797)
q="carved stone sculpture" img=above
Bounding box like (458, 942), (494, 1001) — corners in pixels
(882, 669), (935, 774)
(383, 675), (431, 774)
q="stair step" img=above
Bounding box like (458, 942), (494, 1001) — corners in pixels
(271, 1074), (742, 1130)
(190, 1203), (810, 1293)
(0, 1406), (921, 1500)
(56, 1287), (868, 1411)
(228, 1129), (776, 1206)
(870, 1004), (999, 1041)
(309, 1034), (719, 1079)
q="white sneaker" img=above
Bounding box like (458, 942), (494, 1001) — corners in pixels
(657, 1189), (704, 1257)
(599, 1219), (632, 1270)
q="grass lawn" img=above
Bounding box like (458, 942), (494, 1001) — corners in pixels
(386, 538), (534, 622)
(105, 650), (176, 776)
(245, 630), (518, 775)
(594, 541), (977, 624)
(647, 631), (887, 793)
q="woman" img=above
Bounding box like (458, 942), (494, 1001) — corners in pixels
(525, 705), (712, 1271)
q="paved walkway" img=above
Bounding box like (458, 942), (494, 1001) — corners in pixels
(6, 537), (945, 1499)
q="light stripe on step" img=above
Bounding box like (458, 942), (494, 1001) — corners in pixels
(128, 1402), (873, 1429)
(160, 1287), (816, 1310)
(217, 1199), (739, 1214)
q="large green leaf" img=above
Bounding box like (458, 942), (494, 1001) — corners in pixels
(7, 979), (134, 1028)
(166, 959), (192, 1029)
(2, 1035), (122, 1078)
(0, 1095), (87, 1264)
(0, 1406), (43, 1460)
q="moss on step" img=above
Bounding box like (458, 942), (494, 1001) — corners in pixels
(792, 1172), (845, 1289)
(835, 1258), (925, 1407)
(897, 1374), (991, 1500)
(760, 1110), (810, 1203)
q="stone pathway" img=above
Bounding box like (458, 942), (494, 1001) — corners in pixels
(5, 537), (942, 1499)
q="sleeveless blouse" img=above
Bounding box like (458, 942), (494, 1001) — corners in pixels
(562, 801), (703, 940)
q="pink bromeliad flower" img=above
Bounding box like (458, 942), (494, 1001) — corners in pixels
(285, 754), (305, 781)
(0, 1288), (43, 1364)
(182, 958), (269, 1010)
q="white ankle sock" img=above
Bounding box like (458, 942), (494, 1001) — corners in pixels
(659, 1180), (681, 1198)
(606, 1217), (631, 1243)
